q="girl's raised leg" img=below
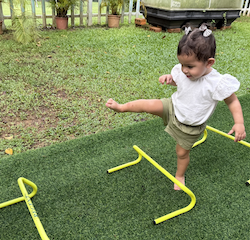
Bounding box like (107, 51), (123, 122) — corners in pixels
(106, 98), (164, 117)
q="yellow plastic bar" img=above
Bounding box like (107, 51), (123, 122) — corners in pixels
(107, 145), (196, 224)
(206, 125), (250, 147)
(192, 125), (250, 148)
(18, 178), (50, 240)
(107, 153), (142, 173)
(0, 178), (37, 209)
(192, 129), (208, 148)
(0, 177), (49, 240)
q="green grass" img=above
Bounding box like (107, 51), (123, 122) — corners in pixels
(0, 16), (250, 157)
(1, 94), (250, 239)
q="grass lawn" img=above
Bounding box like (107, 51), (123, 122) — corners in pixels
(1, 94), (250, 239)
(0, 16), (250, 157)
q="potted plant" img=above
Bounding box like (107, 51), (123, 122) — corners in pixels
(50, 0), (78, 29)
(101, 0), (126, 28)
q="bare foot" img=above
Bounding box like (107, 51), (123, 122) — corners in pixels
(174, 176), (185, 191)
(106, 98), (123, 112)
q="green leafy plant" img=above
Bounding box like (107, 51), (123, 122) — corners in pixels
(12, 15), (40, 44)
(11, 0), (40, 44)
(50, 0), (79, 17)
(101, 0), (126, 15)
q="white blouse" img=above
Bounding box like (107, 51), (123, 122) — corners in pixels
(171, 64), (240, 126)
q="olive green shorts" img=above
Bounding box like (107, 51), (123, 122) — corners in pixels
(160, 98), (206, 150)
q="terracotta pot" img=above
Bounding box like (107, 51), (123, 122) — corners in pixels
(0, 21), (3, 35)
(56, 16), (68, 30)
(108, 15), (121, 28)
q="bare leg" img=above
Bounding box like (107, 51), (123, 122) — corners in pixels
(106, 98), (164, 117)
(174, 144), (190, 190)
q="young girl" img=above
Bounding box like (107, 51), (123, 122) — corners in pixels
(105, 24), (246, 190)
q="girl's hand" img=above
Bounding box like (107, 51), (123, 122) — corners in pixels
(224, 94), (246, 142)
(228, 123), (246, 142)
(159, 74), (176, 86)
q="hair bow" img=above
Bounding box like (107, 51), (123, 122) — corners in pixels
(184, 26), (192, 35)
(199, 24), (212, 37)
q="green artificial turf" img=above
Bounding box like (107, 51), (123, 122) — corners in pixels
(1, 94), (250, 239)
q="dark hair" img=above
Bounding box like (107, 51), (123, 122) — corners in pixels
(177, 27), (216, 62)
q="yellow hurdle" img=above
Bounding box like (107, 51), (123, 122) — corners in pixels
(194, 125), (250, 148)
(0, 177), (49, 240)
(108, 145), (196, 224)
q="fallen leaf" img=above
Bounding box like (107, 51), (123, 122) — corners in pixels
(5, 148), (13, 155)
(56, 46), (60, 48)
(4, 135), (13, 140)
(147, 35), (150, 37)
(15, 59), (20, 62)
(106, 71), (110, 74)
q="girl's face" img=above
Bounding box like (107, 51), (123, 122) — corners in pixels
(177, 54), (214, 81)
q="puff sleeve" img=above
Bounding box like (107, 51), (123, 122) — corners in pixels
(212, 74), (240, 101)
(171, 64), (182, 84)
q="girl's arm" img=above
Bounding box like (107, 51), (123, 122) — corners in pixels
(159, 74), (177, 86)
(224, 93), (246, 142)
